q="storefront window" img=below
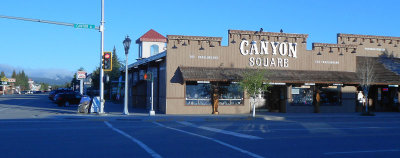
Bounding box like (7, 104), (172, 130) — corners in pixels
(185, 82), (244, 105)
(219, 83), (244, 105)
(292, 86), (313, 105)
(319, 86), (341, 105)
(186, 82), (212, 105)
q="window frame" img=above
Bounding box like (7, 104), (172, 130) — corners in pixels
(184, 81), (244, 106)
(150, 44), (159, 56)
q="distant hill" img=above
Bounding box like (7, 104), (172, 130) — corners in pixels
(0, 64), (74, 86)
(31, 76), (72, 85)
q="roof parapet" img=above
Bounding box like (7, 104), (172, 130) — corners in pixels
(313, 43), (357, 49)
(229, 29), (308, 38)
(338, 33), (400, 41)
(167, 35), (222, 42)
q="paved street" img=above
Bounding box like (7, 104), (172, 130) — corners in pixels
(1, 94), (400, 158)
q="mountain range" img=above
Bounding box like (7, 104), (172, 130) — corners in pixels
(0, 64), (74, 85)
(30, 76), (73, 85)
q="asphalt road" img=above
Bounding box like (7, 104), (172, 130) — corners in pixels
(1, 94), (400, 158)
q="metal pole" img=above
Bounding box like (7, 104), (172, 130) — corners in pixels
(99, 0), (105, 113)
(149, 77), (155, 116)
(252, 98), (256, 117)
(365, 97), (368, 113)
(80, 80), (83, 95)
(123, 54), (129, 115)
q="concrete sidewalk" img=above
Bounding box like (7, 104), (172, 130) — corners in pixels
(66, 101), (400, 122)
(102, 101), (400, 119)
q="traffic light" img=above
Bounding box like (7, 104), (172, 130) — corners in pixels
(143, 72), (152, 81)
(102, 52), (112, 71)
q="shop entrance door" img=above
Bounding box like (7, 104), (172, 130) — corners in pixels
(265, 86), (285, 112)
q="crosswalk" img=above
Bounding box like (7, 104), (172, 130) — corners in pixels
(176, 121), (263, 140)
(105, 120), (265, 158)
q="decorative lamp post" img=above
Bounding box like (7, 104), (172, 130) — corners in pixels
(123, 35), (131, 115)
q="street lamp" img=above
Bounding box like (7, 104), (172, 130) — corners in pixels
(123, 35), (131, 115)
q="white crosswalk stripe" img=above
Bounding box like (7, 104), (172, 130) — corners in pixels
(177, 121), (263, 140)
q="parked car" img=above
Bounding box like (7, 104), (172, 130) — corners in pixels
(54, 91), (82, 106)
(48, 89), (73, 101)
(33, 91), (42, 94)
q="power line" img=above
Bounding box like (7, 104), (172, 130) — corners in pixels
(0, 15), (99, 30)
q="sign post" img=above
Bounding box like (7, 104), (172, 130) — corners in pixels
(144, 72), (155, 116)
(77, 71), (87, 95)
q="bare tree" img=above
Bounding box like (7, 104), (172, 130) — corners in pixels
(357, 57), (376, 114)
(239, 69), (271, 117)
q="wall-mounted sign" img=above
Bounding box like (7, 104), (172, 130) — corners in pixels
(197, 81), (210, 84)
(365, 48), (385, 51)
(8, 78), (16, 83)
(76, 71), (87, 80)
(292, 88), (300, 95)
(198, 56), (219, 60)
(315, 60), (339, 65)
(1, 77), (8, 82)
(189, 55), (219, 60)
(269, 82), (286, 85)
(239, 40), (297, 68)
(383, 88), (389, 91)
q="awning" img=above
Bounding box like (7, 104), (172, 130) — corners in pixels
(179, 67), (358, 84)
(179, 57), (400, 85)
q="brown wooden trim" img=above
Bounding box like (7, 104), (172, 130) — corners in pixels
(166, 97), (185, 99)
(183, 104), (245, 107)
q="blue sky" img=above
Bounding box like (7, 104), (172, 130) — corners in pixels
(1, 0), (400, 78)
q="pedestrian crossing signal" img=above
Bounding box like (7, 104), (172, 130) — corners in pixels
(144, 73), (152, 81)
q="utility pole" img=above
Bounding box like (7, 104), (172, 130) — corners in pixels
(99, 0), (105, 114)
(1, 1), (105, 112)
(150, 77), (155, 116)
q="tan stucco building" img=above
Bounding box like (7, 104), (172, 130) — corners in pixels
(126, 29), (400, 114)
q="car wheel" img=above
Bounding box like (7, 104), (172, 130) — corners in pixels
(65, 101), (70, 106)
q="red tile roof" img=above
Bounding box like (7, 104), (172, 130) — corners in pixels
(136, 29), (167, 43)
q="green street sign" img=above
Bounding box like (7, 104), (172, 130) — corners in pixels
(74, 24), (95, 29)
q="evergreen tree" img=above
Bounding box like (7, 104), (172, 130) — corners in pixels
(16, 71), (22, 90)
(91, 67), (100, 90)
(40, 83), (49, 91)
(105, 46), (123, 86)
(88, 47), (123, 99)
(15, 70), (29, 91)
(12, 70), (17, 79)
(105, 46), (123, 81)
(0, 71), (5, 78)
(92, 47), (123, 90)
